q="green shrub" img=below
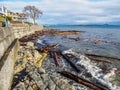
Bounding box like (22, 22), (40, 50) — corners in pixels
(0, 16), (5, 21)
(6, 16), (12, 21)
(25, 22), (33, 26)
(11, 20), (22, 24)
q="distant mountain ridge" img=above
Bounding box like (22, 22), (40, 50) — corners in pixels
(46, 24), (120, 27)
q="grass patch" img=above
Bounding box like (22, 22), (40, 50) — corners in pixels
(0, 16), (5, 22)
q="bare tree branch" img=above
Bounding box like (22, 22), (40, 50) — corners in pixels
(23, 5), (43, 24)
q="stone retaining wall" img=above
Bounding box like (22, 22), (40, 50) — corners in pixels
(13, 24), (43, 38)
(0, 24), (43, 90)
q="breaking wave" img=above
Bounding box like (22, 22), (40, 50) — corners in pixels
(63, 49), (120, 90)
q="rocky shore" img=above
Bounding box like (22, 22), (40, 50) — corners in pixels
(11, 41), (77, 90)
(11, 29), (84, 90)
(11, 29), (120, 90)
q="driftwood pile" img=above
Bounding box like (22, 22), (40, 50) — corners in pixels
(35, 44), (113, 90)
(36, 42), (120, 90)
(36, 44), (81, 72)
(19, 29), (83, 44)
(35, 30), (84, 35)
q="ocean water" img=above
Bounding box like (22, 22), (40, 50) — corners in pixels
(37, 25), (120, 90)
(48, 25), (120, 42)
(44, 25), (120, 58)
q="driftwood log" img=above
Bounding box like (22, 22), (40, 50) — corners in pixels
(37, 44), (59, 53)
(85, 53), (120, 61)
(69, 37), (80, 41)
(58, 71), (108, 90)
(88, 57), (112, 64)
(53, 52), (60, 66)
(105, 69), (120, 75)
(60, 53), (81, 73)
(49, 51), (53, 58)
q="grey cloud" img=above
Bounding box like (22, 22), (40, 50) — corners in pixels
(0, 0), (120, 24)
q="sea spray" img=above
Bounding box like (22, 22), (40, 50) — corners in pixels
(63, 49), (120, 90)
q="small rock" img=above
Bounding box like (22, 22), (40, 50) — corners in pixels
(27, 42), (34, 47)
(48, 80), (56, 90)
(27, 86), (33, 90)
(34, 50), (42, 59)
(13, 82), (26, 90)
(37, 68), (46, 74)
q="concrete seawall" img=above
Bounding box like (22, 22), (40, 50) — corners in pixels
(0, 24), (43, 90)
(13, 24), (43, 38)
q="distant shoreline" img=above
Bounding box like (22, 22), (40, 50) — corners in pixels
(45, 24), (120, 27)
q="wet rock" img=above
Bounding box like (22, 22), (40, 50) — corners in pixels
(27, 86), (33, 90)
(41, 74), (50, 86)
(27, 42), (34, 47)
(55, 86), (61, 90)
(36, 80), (45, 90)
(34, 50), (42, 60)
(37, 67), (46, 74)
(12, 39), (78, 90)
(12, 82), (26, 90)
(50, 76), (76, 90)
(47, 80), (56, 90)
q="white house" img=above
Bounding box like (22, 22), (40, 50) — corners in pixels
(0, 5), (28, 23)
(0, 6), (8, 16)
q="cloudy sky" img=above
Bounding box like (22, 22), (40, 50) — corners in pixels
(0, 0), (120, 25)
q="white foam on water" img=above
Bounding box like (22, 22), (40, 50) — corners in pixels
(63, 49), (120, 90)
(60, 57), (66, 68)
(36, 39), (45, 45)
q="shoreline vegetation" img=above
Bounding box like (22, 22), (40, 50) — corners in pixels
(11, 28), (120, 90)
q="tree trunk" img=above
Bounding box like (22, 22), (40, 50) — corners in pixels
(33, 18), (36, 25)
